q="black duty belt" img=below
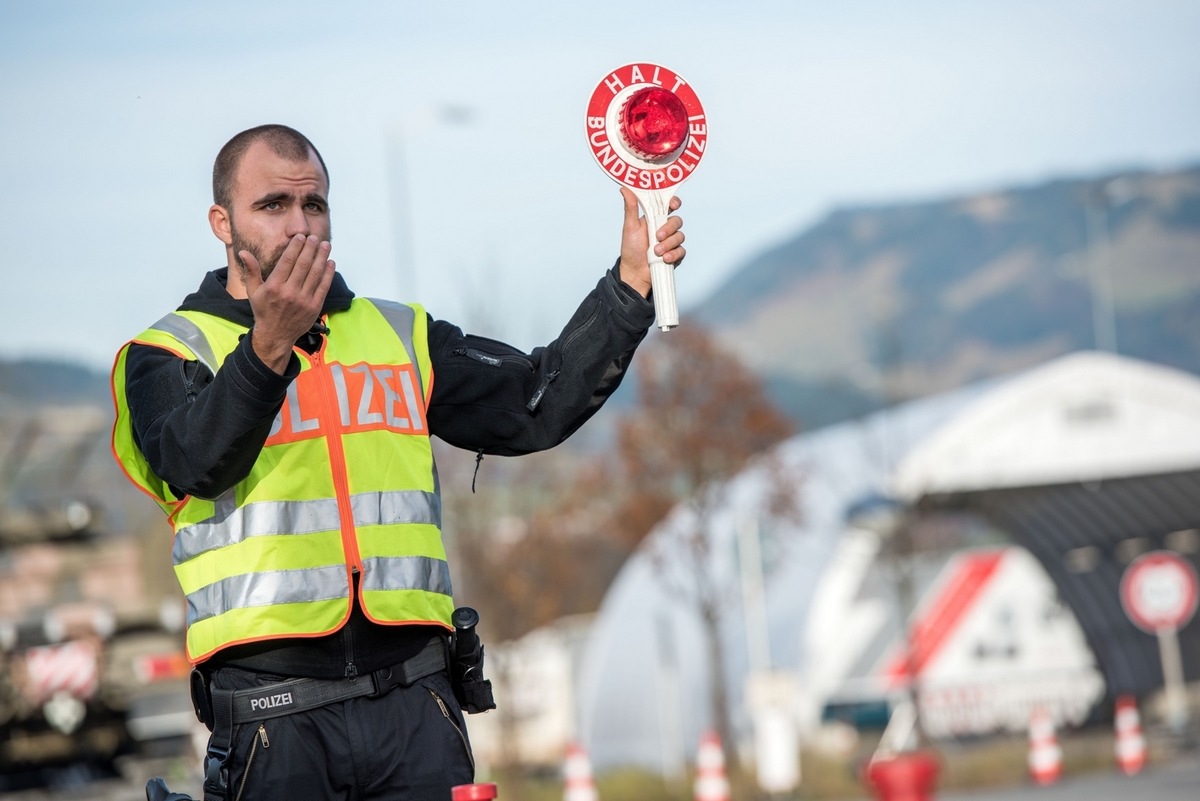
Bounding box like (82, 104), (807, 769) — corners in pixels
(206, 633), (451, 796)
(203, 636), (448, 798)
(219, 635), (447, 725)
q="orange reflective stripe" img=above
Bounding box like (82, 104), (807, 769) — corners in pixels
(265, 361), (427, 446)
(307, 346), (363, 575)
(113, 298), (447, 662)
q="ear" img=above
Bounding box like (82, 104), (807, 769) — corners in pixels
(209, 204), (233, 246)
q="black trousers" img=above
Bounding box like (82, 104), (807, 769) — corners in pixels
(205, 665), (475, 801)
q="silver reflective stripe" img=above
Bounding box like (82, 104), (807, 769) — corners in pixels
(174, 495), (342, 563)
(186, 564), (349, 626)
(361, 555), (453, 597)
(367, 297), (437, 495)
(397, 369), (424, 432)
(149, 313), (219, 375)
(350, 490), (441, 528)
(330, 363), (352, 426)
(174, 490), (441, 563)
(367, 299), (423, 397)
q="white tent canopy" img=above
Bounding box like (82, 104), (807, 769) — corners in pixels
(576, 351), (1200, 770)
(576, 381), (987, 769)
(893, 351), (1200, 498)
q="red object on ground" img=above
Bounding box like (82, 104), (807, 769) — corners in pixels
(452, 783), (498, 801)
(1027, 706), (1063, 785)
(564, 741), (598, 801)
(694, 730), (731, 801)
(863, 752), (941, 801)
(1114, 694), (1146, 776)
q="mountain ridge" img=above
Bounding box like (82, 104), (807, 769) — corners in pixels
(4, 162), (1199, 435)
(688, 161), (1200, 429)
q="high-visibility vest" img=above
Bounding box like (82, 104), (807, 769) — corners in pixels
(111, 299), (452, 663)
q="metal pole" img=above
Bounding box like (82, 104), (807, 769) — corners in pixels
(1156, 625), (1190, 735)
(738, 516), (772, 673)
(386, 106), (474, 303)
(1084, 187), (1118, 354)
(655, 613), (686, 783)
(386, 127), (417, 302)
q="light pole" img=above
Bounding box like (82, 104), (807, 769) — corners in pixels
(1082, 176), (1140, 354)
(1083, 183), (1118, 354)
(386, 106), (474, 302)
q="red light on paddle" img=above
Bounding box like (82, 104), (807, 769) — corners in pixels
(620, 87), (689, 159)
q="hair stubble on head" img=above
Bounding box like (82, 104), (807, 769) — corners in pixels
(212, 124), (330, 209)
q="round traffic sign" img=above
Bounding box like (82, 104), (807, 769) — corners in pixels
(1120, 551), (1199, 633)
(585, 62), (707, 192)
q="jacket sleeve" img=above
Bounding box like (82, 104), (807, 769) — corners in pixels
(426, 264), (655, 456)
(123, 333), (298, 499)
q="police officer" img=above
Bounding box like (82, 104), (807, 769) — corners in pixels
(112, 124), (684, 801)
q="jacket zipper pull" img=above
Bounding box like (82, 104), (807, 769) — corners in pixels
(527, 369), (560, 412)
(257, 724), (270, 748)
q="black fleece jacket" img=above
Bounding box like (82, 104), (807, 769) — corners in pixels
(123, 264), (654, 677)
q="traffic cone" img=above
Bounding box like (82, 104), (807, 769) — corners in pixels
(564, 741), (598, 801)
(1114, 694), (1146, 776)
(1027, 706), (1062, 786)
(694, 730), (730, 801)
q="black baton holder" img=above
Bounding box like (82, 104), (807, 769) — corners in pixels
(450, 607), (496, 714)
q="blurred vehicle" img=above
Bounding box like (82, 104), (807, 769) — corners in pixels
(0, 407), (195, 776)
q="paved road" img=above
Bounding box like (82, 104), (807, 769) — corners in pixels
(1, 755), (199, 801)
(936, 757), (1200, 801)
(7, 755), (1199, 800)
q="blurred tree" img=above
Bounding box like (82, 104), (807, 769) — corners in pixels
(602, 325), (800, 772)
(437, 442), (627, 784)
(436, 325), (798, 777)
(439, 443), (626, 638)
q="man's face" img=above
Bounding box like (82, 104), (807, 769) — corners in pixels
(222, 140), (331, 283)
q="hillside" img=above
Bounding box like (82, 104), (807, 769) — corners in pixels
(691, 164), (1200, 429)
(0, 358), (112, 409)
(4, 163), (1199, 435)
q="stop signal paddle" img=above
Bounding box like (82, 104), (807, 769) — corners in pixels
(586, 63), (708, 331)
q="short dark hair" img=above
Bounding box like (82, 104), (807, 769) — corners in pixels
(212, 124), (329, 207)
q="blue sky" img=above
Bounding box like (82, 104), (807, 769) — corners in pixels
(2, 1), (1198, 369)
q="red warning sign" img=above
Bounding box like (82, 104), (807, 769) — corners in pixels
(1120, 550), (1199, 633)
(585, 62), (707, 191)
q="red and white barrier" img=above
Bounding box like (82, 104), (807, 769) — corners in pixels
(564, 741), (598, 801)
(694, 730), (730, 801)
(1027, 706), (1062, 785)
(24, 640), (98, 704)
(1114, 694), (1146, 776)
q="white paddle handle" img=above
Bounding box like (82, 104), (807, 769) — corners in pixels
(635, 188), (678, 331)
